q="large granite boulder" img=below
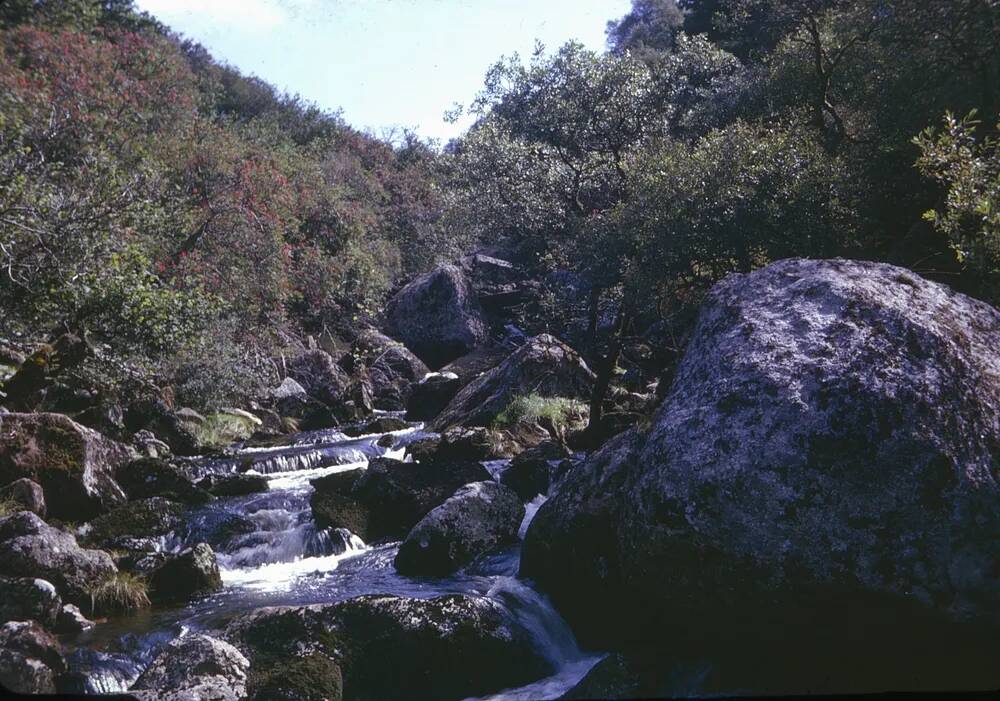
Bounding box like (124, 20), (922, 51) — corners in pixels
(384, 263), (489, 369)
(343, 329), (430, 411)
(0, 413), (130, 520)
(288, 349), (352, 407)
(405, 373), (461, 422)
(83, 497), (185, 550)
(226, 594), (551, 701)
(310, 458), (491, 543)
(395, 481), (524, 577)
(500, 439), (572, 500)
(131, 634), (249, 701)
(0, 511), (117, 608)
(115, 457), (213, 505)
(147, 543), (222, 603)
(522, 259), (1000, 693)
(432, 334), (594, 431)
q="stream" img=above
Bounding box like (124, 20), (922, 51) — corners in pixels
(61, 419), (604, 699)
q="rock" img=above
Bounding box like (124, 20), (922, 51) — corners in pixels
(147, 543), (222, 603)
(0, 511), (117, 607)
(0, 620), (65, 695)
(83, 497), (185, 549)
(384, 263), (489, 369)
(55, 604), (93, 634)
(226, 594), (550, 701)
(198, 473), (270, 497)
(0, 576), (61, 628)
(439, 347), (511, 385)
(559, 652), (697, 700)
(345, 329), (430, 411)
(288, 349), (351, 407)
(115, 458), (213, 505)
(310, 458), (491, 543)
(125, 398), (201, 457)
(132, 633), (249, 701)
(0, 412), (130, 520)
(131, 429), (172, 459)
(340, 378), (374, 421)
(252, 652), (343, 701)
(271, 377), (308, 403)
(175, 407), (207, 425)
(522, 259), (1000, 692)
(432, 334), (594, 431)
(395, 481), (524, 576)
(404, 373), (461, 422)
(343, 416), (408, 437)
(0, 478), (46, 517)
(500, 440), (571, 500)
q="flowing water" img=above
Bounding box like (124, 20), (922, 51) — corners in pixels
(63, 421), (604, 698)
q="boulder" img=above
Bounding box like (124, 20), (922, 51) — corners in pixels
(198, 473), (270, 497)
(0, 620), (65, 695)
(115, 458), (213, 505)
(0, 511), (117, 607)
(131, 429), (172, 459)
(83, 497), (185, 550)
(288, 349), (351, 407)
(405, 374), (461, 422)
(310, 458), (491, 543)
(431, 334), (594, 431)
(500, 440), (571, 500)
(344, 329), (430, 411)
(0, 576), (61, 628)
(439, 346), (511, 384)
(0, 478), (46, 517)
(395, 481), (524, 577)
(343, 416), (408, 437)
(384, 263), (489, 369)
(252, 652), (343, 701)
(125, 398), (201, 457)
(226, 594), (550, 701)
(147, 543), (222, 603)
(0, 412), (130, 520)
(132, 633), (249, 701)
(522, 259), (1000, 692)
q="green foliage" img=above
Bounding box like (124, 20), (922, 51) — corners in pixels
(0, 497), (22, 518)
(915, 111), (1000, 298)
(87, 571), (150, 614)
(494, 394), (588, 431)
(190, 412), (257, 449)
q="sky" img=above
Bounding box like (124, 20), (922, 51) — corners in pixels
(134, 0), (631, 143)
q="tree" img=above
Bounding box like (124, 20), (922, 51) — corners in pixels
(607, 0), (684, 57)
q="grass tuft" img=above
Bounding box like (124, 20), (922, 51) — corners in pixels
(87, 571), (151, 614)
(0, 497), (22, 518)
(493, 393), (588, 431)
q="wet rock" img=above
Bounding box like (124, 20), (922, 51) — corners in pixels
(227, 594), (550, 701)
(83, 497), (185, 549)
(198, 473), (270, 497)
(0, 511), (117, 607)
(0, 576), (61, 628)
(439, 346), (511, 385)
(432, 334), (594, 431)
(384, 263), (489, 369)
(131, 429), (172, 459)
(132, 633), (249, 701)
(0, 412), (130, 520)
(522, 259), (1000, 692)
(0, 477), (46, 517)
(288, 349), (351, 407)
(339, 378), (374, 422)
(115, 458), (213, 505)
(395, 481), (524, 577)
(404, 373), (461, 422)
(0, 620), (65, 695)
(251, 652), (342, 701)
(500, 440), (571, 500)
(310, 458), (491, 543)
(147, 542), (222, 603)
(343, 416), (407, 437)
(55, 604), (94, 634)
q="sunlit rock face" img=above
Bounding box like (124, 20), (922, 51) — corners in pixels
(523, 258), (1000, 693)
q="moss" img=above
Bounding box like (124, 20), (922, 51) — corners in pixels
(85, 498), (185, 544)
(189, 412), (256, 448)
(493, 394), (588, 432)
(251, 653), (343, 701)
(0, 496), (22, 518)
(86, 571), (150, 614)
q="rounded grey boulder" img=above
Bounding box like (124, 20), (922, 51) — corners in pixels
(395, 481), (524, 576)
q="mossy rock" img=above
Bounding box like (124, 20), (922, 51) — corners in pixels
(84, 497), (184, 547)
(189, 412), (259, 449)
(252, 653), (343, 701)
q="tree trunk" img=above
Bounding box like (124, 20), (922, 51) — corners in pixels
(586, 303), (628, 441)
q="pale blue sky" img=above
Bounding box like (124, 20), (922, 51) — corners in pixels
(134, 0), (630, 143)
